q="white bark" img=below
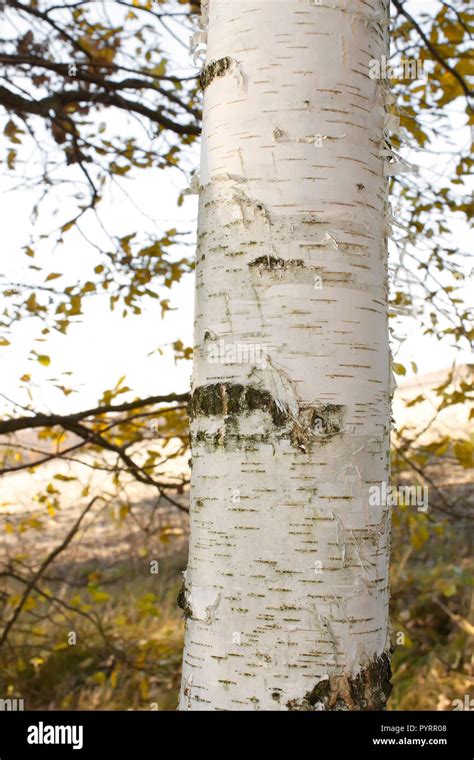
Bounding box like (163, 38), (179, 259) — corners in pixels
(180, 0), (392, 711)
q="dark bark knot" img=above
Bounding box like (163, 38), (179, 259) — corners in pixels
(177, 581), (193, 620)
(287, 653), (392, 711)
(190, 383), (345, 451)
(249, 256), (305, 271)
(191, 383), (287, 427)
(199, 57), (232, 90)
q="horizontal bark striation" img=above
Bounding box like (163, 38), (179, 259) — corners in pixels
(287, 653), (392, 711)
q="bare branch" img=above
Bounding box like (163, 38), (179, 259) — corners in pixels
(0, 84), (201, 136)
(0, 495), (100, 648)
(0, 391), (190, 435)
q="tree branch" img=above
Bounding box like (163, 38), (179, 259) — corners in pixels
(393, 0), (473, 101)
(0, 392), (190, 435)
(0, 495), (100, 648)
(0, 84), (201, 136)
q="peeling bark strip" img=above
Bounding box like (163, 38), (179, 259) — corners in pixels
(180, 0), (392, 711)
(287, 654), (392, 711)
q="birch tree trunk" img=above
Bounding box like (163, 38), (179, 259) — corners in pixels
(179, 0), (393, 711)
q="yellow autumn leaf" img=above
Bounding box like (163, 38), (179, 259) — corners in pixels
(454, 440), (473, 469)
(393, 362), (406, 375)
(7, 149), (16, 169)
(4, 119), (24, 144)
(61, 220), (75, 233)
